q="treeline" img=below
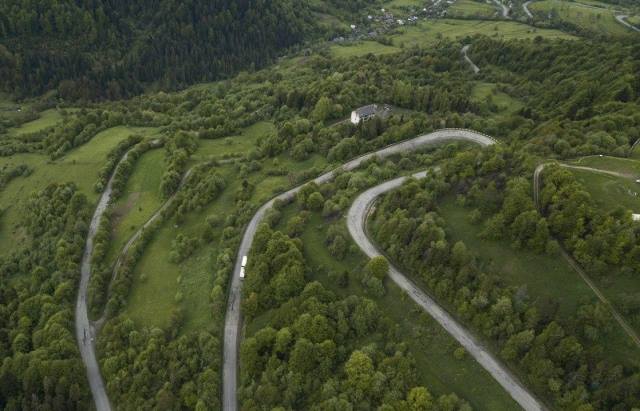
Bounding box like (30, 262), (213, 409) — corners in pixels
(468, 38), (640, 157)
(370, 146), (640, 409)
(160, 132), (198, 198)
(1, 0), (316, 99)
(169, 163), (226, 223)
(0, 183), (92, 410)
(540, 166), (640, 278)
(240, 224), (471, 410)
(0, 163), (30, 192)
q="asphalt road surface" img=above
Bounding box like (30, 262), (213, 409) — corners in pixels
(75, 149), (132, 411)
(347, 170), (545, 411)
(222, 129), (502, 410)
(523, 1), (534, 18)
(493, 0), (511, 18)
(461, 45), (480, 74)
(615, 15), (640, 32)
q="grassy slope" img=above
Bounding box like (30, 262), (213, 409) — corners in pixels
(471, 82), (524, 114)
(438, 196), (640, 366)
(562, 164), (640, 336)
(386, 0), (424, 13)
(449, 0), (501, 19)
(0, 125), (159, 255)
(569, 168), (640, 212)
(247, 204), (520, 411)
(331, 18), (575, 58)
(530, 0), (631, 36)
(570, 155), (640, 176)
(393, 19), (575, 47)
(104, 149), (166, 267)
(331, 41), (401, 58)
(7, 109), (63, 136)
(123, 121), (331, 332)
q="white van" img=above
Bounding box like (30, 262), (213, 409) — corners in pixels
(241, 256), (248, 267)
(240, 267), (246, 279)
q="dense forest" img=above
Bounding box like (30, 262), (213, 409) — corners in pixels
(0, 0), (318, 99)
(240, 223), (472, 410)
(0, 184), (92, 409)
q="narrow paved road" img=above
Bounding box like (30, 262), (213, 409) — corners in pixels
(76, 149), (137, 411)
(461, 45), (480, 74)
(523, 1), (534, 18)
(347, 171), (544, 411)
(493, 0), (511, 18)
(533, 163), (640, 349)
(223, 129), (502, 410)
(615, 15), (640, 32)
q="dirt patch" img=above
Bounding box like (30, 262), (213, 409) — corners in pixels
(111, 192), (141, 232)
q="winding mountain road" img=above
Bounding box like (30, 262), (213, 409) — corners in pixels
(76, 149), (136, 411)
(533, 163), (640, 349)
(222, 129), (549, 411)
(347, 171), (544, 411)
(461, 45), (480, 74)
(523, 1), (534, 18)
(493, 0), (511, 18)
(615, 15), (640, 32)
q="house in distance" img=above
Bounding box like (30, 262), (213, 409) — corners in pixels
(351, 104), (379, 124)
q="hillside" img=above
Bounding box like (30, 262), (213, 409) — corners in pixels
(2, 1), (640, 410)
(0, 0), (332, 99)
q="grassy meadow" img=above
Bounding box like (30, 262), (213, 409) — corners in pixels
(392, 19), (575, 47)
(471, 82), (524, 114)
(438, 196), (640, 366)
(122, 121), (332, 332)
(530, 0), (631, 36)
(448, 0), (501, 19)
(0, 125), (159, 255)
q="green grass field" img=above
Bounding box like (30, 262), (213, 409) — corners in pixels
(530, 0), (631, 36)
(570, 155), (640, 177)
(123, 120), (333, 332)
(331, 41), (401, 58)
(103, 149), (166, 268)
(0, 126), (159, 255)
(392, 19), (575, 48)
(438, 196), (640, 366)
(569, 169), (640, 214)
(7, 109), (64, 136)
(471, 82), (524, 114)
(248, 201), (521, 411)
(449, 0), (501, 19)
(385, 0), (424, 13)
